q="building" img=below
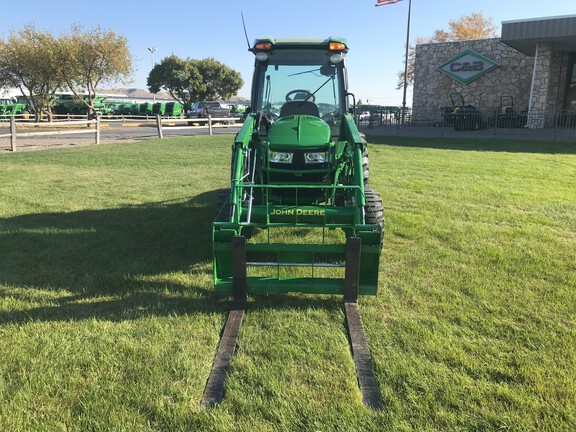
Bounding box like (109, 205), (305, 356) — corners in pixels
(412, 14), (576, 129)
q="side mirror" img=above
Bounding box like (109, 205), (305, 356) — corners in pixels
(346, 92), (356, 116)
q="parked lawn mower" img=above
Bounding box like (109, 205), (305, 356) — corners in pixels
(446, 92), (485, 132)
(205, 37), (384, 409)
(492, 96), (527, 128)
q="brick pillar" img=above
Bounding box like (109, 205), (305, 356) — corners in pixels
(528, 42), (562, 128)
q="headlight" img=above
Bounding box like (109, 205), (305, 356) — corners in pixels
(304, 152), (327, 164)
(269, 151), (293, 164)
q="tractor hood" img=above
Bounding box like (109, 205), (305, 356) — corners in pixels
(268, 115), (330, 148)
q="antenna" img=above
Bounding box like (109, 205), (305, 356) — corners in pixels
(241, 12), (251, 50)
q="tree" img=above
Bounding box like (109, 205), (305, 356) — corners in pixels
(397, 12), (499, 89)
(192, 58), (244, 101)
(0, 24), (133, 120)
(147, 56), (243, 107)
(432, 12), (498, 42)
(59, 25), (132, 116)
(0, 25), (64, 121)
(147, 55), (201, 108)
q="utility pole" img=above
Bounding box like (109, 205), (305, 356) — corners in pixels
(148, 47), (157, 103)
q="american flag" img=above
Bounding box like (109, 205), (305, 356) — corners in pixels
(375, 0), (402, 6)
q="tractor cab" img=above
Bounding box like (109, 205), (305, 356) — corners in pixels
(250, 37), (350, 135)
(248, 38), (353, 205)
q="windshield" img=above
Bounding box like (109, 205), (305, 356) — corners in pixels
(253, 49), (345, 119)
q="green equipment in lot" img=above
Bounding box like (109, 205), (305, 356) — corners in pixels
(138, 102), (153, 116)
(0, 97), (29, 119)
(0, 99), (12, 117)
(53, 94), (109, 116)
(152, 102), (166, 116)
(205, 37), (383, 410)
(165, 101), (183, 117)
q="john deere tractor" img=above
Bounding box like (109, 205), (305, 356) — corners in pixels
(205, 37), (383, 409)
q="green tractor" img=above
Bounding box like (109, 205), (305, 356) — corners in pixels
(53, 94), (109, 116)
(206, 37), (383, 409)
(0, 97), (29, 120)
(0, 98), (12, 118)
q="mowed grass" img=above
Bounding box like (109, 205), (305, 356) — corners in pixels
(0, 135), (574, 431)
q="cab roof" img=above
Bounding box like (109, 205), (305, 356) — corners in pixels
(251, 36), (348, 53)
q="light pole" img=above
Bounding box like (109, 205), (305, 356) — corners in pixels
(375, 0), (412, 125)
(148, 47), (157, 103)
(401, 0), (412, 126)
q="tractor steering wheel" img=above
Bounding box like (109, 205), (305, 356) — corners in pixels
(285, 89), (315, 102)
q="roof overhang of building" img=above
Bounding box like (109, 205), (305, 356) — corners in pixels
(501, 15), (576, 56)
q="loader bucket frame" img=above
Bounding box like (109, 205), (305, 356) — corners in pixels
(213, 112), (382, 296)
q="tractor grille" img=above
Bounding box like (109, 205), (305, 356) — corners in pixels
(269, 171), (328, 184)
(268, 150), (329, 199)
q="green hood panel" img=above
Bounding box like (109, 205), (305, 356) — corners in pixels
(268, 115), (330, 148)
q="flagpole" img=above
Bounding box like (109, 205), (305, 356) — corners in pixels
(401, 0), (412, 125)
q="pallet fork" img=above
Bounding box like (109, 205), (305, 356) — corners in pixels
(201, 236), (380, 409)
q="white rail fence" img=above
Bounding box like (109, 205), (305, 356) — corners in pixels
(0, 114), (238, 151)
(0, 117), (100, 151)
(154, 115), (237, 139)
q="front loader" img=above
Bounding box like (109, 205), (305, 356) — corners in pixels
(205, 37), (384, 409)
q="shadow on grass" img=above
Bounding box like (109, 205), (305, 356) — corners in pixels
(0, 190), (352, 324)
(365, 135), (576, 154)
(0, 190), (231, 323)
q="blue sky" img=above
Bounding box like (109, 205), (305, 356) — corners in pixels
(2, 1), (575, 106)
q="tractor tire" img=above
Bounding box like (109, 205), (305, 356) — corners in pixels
(364, 188), (384, 229)
(362, 146), (370, 187)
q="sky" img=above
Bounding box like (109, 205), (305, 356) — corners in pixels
(2, 0), (575, 106)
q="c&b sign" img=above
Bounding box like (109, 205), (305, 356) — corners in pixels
(438, 49), (499, 84)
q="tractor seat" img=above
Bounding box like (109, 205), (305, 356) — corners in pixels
(279, 101), (320, 118)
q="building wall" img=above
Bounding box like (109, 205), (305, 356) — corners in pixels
(413, 38), (534, 118)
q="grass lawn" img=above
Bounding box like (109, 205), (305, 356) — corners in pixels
(0, 135), (574, 431)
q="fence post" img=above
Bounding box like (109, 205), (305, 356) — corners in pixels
(208, 115), (213, 135)
(95, 115), (101, 144)
(10, 117), (16, 151)
(156, 115), (163, 139)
